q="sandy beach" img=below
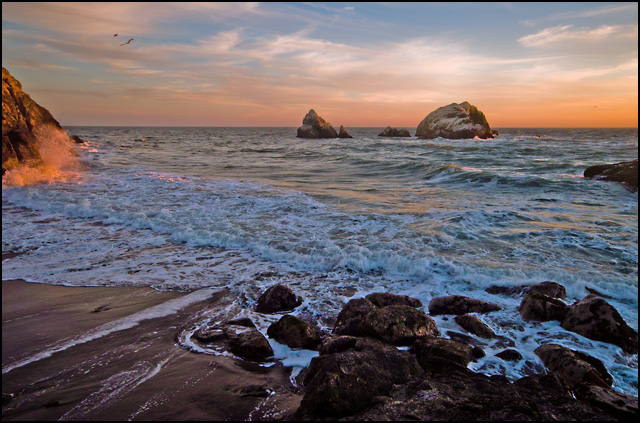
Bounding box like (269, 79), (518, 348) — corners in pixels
(2, 272), (302, 420)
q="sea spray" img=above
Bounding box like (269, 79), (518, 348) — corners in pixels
(2, 125), (82, 186)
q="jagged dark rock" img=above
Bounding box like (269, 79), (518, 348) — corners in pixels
(584, 159), (638, 191)
(2, 67), (65, 174)
(296, 109), (338, 138)
(416, 101), (494, 140)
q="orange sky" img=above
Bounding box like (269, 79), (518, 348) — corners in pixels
(2, 2), (638, 127)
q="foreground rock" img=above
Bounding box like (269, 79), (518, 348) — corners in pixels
(378, 126), (410, 137)
(2, 67), (64, 174)
(415, 101), (494, 140)
(266, 314), (324, 349)
(332, 294), (438, 343)
(428, 295), (501, 315)
(584, 159), (638, 191)
(295, 340), (423, 418)
(535, 344), (612, 389)
(293, 290), (637, 421)
(193, 318), (274, 362)
(344, 370), (616, 421)
(254, 284), (302, 314)
(561, 294), (638, 354)
(454, 314), (496, 338)
(518, 290), (568, 322)
(296, 109), (338, 138)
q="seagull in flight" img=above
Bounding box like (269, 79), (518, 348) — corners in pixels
(120, 38), (134, 46)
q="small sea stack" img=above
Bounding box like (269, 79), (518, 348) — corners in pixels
(296, 109), (338, 139)
(378, 126), (411, 137)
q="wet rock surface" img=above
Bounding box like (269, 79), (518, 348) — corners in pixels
(254, 284), (303, 314)
(288, 288), (637, 421)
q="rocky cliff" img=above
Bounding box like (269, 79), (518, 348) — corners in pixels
(2, 67), (67, 174)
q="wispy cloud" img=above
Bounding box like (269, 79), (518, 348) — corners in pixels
(518, 24), (637, 47)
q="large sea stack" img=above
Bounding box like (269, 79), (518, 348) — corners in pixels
(296, 109), (338, 139)
(2, 67), (65, 174)
(416, 101), (494, 140)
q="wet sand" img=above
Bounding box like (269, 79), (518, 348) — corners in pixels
(1, 277), (301, 420)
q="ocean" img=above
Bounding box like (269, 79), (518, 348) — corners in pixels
(2, 126), (638, 396)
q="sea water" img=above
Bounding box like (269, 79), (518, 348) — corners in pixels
(2, 127), (637, 396)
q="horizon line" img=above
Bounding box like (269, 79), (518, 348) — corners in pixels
(61, 125), (640, 129)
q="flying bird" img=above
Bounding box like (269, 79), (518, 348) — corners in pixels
(120, 38), (134, 46)
(114, 33), (118, 37)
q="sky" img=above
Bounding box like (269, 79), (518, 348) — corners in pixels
(2, 2), (638, 127)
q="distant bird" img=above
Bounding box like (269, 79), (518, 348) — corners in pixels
(114, 33), (118, 37)
(119, 38), (134, 46)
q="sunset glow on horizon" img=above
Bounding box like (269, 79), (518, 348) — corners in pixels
(2, 2), (638, 128)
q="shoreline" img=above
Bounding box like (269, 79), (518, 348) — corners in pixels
(1, 277), (301, 420)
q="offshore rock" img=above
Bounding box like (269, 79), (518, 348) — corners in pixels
(584, 159), (638, 191)
(415, 101), (494, 140)
(296, 109), (338, 138)
(2, 67), (63, 173)
(337, 125), (353, 138)
(560, 294), (638, 354)
(254, 284), (303, 314)
(378, 126), (411, 137)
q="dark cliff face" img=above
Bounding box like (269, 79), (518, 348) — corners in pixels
(2, 67), (63, 173)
